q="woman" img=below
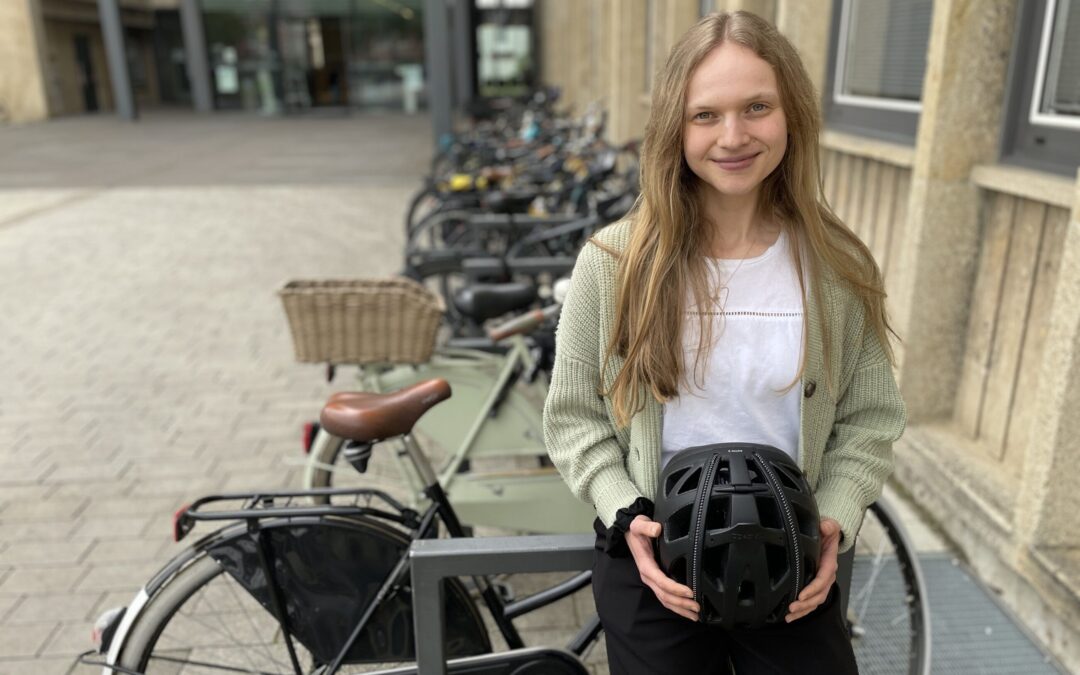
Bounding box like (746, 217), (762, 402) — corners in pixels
(543, 11), (906, 675)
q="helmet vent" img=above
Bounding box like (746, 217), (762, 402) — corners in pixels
(666, 504), (694, 541)
(774, 464), (800, 490)
(756, 496), (782, 530)
(737, 578), (756, 606)
(704, 496), (730, 530)
(791, 502), (817, 538)
(765, 542), (789, 586)
(665, 467), (701, 496)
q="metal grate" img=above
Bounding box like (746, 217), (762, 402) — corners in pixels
(848, 553), (1067, 674)
(921, 553), (1066, 674)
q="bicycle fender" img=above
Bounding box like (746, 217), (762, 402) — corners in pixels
(100, 521), (253, 672)
(101, 587), (149, 674)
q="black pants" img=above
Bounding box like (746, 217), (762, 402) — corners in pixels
(592, 520), (859, 675)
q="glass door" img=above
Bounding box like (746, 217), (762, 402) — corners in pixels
(200, 0), (425, 114)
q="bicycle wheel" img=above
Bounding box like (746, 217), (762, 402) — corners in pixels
(849, 500), (931, 675)
(116, 516), (490, 674)
(405, 186), (445, 237)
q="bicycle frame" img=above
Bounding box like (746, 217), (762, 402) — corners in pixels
(305, 335), (596, 534)
(372, 339), (544, 486)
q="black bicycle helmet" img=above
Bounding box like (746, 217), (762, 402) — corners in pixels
(654, 443), (821, 630)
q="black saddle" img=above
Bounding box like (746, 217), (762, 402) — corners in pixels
(454, 282), (537, 322)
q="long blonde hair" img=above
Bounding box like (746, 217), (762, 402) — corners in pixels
(601, 11), (896, 428)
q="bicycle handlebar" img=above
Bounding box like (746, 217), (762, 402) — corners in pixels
(488, 303), (562, 342)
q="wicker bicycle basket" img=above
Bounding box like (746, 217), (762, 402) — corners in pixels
(278, 278), (445, 364)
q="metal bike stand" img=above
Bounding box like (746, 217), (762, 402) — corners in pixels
(409, 534), (594, 675)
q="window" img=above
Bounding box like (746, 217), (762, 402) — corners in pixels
(823, 0), (933, 143)
(1001, 0), (1080, 177)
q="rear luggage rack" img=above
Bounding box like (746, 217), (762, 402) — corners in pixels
(173, 486), (421, 541)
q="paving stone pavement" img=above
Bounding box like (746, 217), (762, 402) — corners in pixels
(0, 112), (603, 674)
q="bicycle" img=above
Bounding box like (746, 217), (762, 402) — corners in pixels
(302, 281), (597, 535)
(80, 374), (928, 675)
(82, 377), (602, 675)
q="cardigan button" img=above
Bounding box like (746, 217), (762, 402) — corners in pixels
(804, 381), (817, 398)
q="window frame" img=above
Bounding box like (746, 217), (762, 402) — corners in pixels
(1000, 0), (1080, 177)
(822, 0), (924, 144)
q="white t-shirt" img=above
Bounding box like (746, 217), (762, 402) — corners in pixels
(661, 228), (804, 468)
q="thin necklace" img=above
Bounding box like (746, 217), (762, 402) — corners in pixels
(712, 232), (760, 312)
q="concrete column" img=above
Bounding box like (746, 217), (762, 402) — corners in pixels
(450, 0), (473, 110)
(538, 0), (606, 116)
(1016, 173), (1080, 548)
(774, 0), (833, 100)
(0, 0), (52, 122)
(179, 0), (212, 112)
(603, 0), (647, 145)
(887, 0), (1018, 420)
(539, 0), (696, 124)
(423, 0), (453, 141)
(97, 0), (136, 120)
(565, 0), (599, 116)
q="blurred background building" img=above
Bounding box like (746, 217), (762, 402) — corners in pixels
(1, 0), (1079, 670)
(0, 0), (537, 121)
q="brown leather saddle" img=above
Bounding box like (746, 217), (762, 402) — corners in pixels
(319, 379), (451, 442)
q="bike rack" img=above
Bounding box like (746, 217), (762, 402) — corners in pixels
(409, 534), (594, 675)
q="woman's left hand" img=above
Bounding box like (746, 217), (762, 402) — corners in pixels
(785, 517), (841, 622)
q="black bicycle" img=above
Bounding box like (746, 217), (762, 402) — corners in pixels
(83, 377), (600, 675)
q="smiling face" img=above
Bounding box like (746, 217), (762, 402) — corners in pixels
(683, 41), (788, 209)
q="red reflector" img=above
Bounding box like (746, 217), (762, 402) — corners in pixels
(302, 422), (317, 455)
(172, 503), (193, 542)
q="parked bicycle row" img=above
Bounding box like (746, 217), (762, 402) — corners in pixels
(402, 90), (641, 340)
(415, 87), (638, 230)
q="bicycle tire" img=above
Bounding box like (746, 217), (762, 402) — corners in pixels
(115, 516), (490, 674)
(306, 428), (346, 504)
(407, 208), (484, 255)
(849, 500), (931, 675)
(405, 185), (443, 237)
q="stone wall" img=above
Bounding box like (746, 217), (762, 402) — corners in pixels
(537, 0), (698, 146)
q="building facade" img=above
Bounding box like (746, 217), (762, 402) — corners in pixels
(0, 0), (433, 121)
(537, 0), (1080, 669)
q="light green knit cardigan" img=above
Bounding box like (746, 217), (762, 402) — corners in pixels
(542, 220), (906, 552)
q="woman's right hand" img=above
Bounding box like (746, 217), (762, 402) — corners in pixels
(626, 515), (700, 621)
